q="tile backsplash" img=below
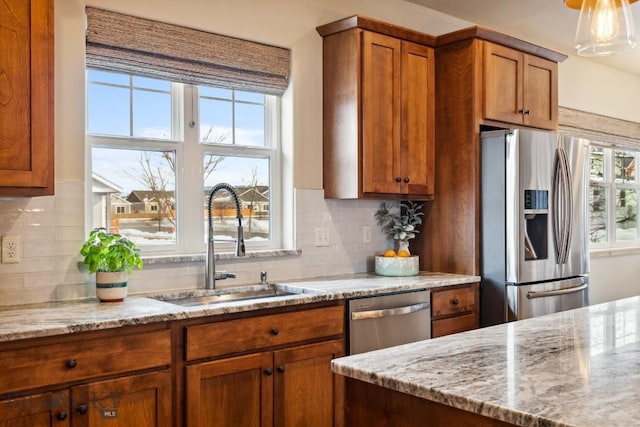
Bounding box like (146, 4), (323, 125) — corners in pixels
(0, 185), (392, 306)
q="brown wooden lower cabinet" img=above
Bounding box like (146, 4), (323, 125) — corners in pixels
(0, 390), (69, 427)
(185, 339), (343, 427)
(0, 324), (172, 427)
(71, 370), (172, 427)
(0, 371), (171, 427)
(345, 378), (516, 427)
(431, 282), (480, 338)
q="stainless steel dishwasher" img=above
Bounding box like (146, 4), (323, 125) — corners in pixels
(348, 289), (431, 355)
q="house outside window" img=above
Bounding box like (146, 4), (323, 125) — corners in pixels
(87, 69), (280, 253)
(589, 144), (640, 247)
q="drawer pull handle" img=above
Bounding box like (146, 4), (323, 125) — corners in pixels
(264, 368), (273, 376)
(77, 404), (89, 415)
(66, 359), (77, 369)
(450, 298), (459, 306)
(277, 365), (285, 373)
(56, 411), (68, 421)
(270, 328), (280, 336)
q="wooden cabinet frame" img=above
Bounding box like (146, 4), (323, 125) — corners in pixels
(318, 16), (435, 200)
(0, 0), (55, 196)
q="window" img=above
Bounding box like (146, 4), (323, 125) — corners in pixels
(88, 69), (280, 254)
(589, 144), (640, 247)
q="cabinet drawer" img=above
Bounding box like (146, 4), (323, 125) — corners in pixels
(432, 313), (478, 338)
(186, 305), (344, 361)
(0, 329), (171, 394)
(431, 284), (477, 318)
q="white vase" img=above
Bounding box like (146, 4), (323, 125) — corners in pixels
(397, 240), (410, 254)
(95, 271), (128, 302)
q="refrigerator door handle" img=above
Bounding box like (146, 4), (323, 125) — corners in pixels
(559, 147), (573, 264)
(526, 283), (587, 299)
(552, 150), (563, 262)
(552, 147), (573, 265)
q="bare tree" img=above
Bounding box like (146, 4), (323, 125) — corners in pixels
(128, 152), (176, 232)
(201, 126), (228, 181)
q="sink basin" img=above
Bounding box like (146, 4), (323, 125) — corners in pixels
(161, 287), (296, 307)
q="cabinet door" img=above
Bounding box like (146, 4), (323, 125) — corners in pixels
(186, 352), (273, 427)
(0, 0), (54, 196)
(361, 31), (402, 195)
(0, 390), (69, 427)
(401, 41), (435, 198)
(523, 55), (558, 129)
(71, 370), (172, 427)
(483, 43), (524, 125)
(273, 340), (344, 427)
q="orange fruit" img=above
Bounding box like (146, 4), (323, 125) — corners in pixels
(383, 249), (396, 257)
(397, 250), (411, 257)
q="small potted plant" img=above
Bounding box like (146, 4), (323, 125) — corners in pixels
(80, 227), (143, 302)
(374, 201), (424, 276)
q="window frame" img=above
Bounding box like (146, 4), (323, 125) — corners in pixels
(589, 143), (640, 249)
(86, 69), (282, 255)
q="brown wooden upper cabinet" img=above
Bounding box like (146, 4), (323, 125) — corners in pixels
(483, 42), (559, 130)
(317, 16), (435, 200)
(0, 0), (55, 196)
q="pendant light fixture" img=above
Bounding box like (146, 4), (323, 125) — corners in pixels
(565, 0), (637, 56)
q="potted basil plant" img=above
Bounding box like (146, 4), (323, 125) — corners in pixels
(80, 227), (143, 302)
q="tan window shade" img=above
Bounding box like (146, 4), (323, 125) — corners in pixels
(85, 8), (290, 95)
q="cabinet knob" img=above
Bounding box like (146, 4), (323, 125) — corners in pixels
(56, 411), (68, 421)
(523, 110), (531, 115)
(395, 177), (402, 183)
(270, 328), (280, 336)
(77, 404), (89, 415)
(264, 368), (273, 376)
(277, 365), (285, 373)
(66, 359), (77, 369)
(404, 177), (410, 183)
(450, 298), (459, 306)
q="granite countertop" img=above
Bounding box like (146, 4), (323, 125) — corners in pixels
(0, 271), (478, 343)
(332, 295), (640, 427)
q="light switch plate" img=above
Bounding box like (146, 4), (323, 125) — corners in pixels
(314, 227), (330, 247)
(362, 225), (372, 243)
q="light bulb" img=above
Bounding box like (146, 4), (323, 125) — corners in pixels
(575, 0), (637, 56)
(591, 0), (620, 42)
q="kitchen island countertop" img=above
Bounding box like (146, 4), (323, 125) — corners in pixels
(332, 295), (640, 427)
(0, 271), (478, 342)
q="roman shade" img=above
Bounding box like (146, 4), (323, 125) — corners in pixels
(85, 8), (290, 95)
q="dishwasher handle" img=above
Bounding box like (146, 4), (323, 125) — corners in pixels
(351, 302), (430, 321)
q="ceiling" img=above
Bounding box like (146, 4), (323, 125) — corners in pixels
(408, 0), (640, 77)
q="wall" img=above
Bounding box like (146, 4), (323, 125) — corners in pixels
(1, 0), (453, 305)
(0, 0), (638, 305)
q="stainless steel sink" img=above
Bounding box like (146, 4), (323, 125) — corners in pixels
(161, 287), (296, 307)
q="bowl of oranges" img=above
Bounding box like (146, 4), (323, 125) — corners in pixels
(374, 249), (419, 276)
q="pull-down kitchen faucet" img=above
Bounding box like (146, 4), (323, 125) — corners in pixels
(206, 183), (246, 289)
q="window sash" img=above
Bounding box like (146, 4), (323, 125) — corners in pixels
(590, 144), (640, 248)
(87, 74), (281, 254)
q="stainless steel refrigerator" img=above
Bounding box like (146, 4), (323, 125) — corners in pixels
(480, 129), (589, 327)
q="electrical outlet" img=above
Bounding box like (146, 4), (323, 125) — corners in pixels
(362, 225), (372, 243)
(2, 236), (21, 263)
(314, 227), (330, 247)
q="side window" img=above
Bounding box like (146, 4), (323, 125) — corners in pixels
(589, 144), (640, 246)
